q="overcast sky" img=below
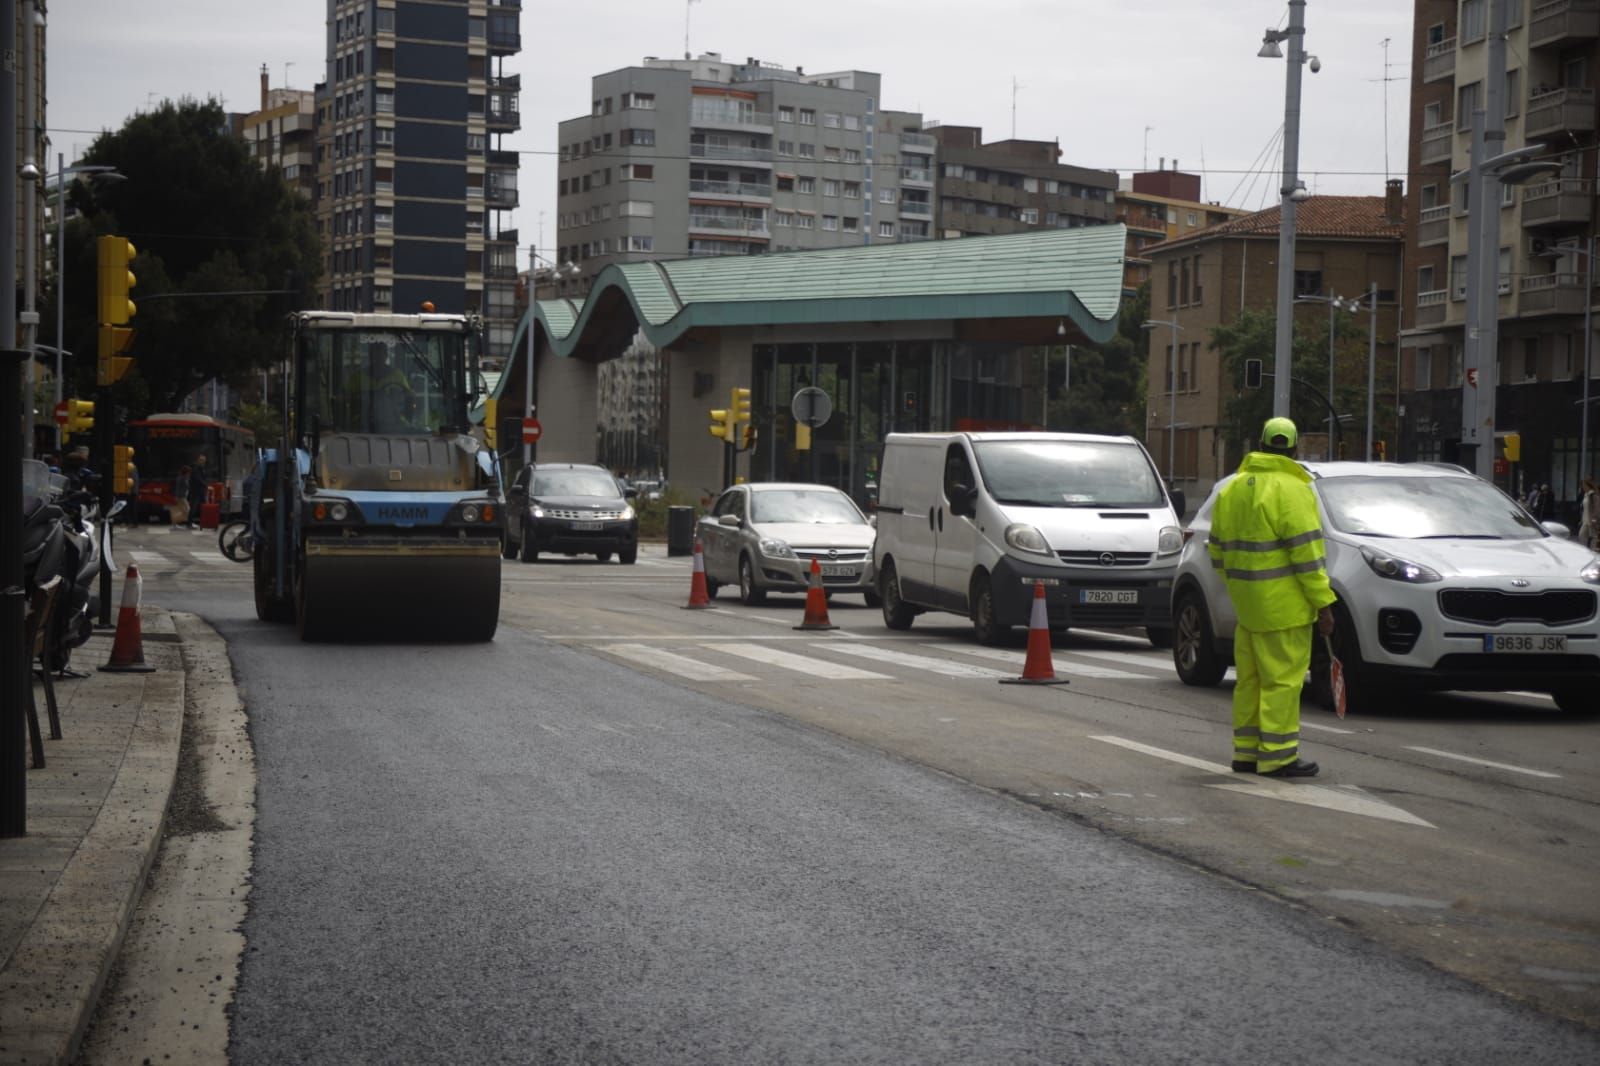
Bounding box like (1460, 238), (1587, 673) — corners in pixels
(48, 0), (1412, 267)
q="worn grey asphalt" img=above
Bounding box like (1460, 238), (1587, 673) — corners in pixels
(152, 581), (1600, 1066)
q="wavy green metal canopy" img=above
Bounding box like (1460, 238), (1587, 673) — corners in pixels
(492, 225), (1126, 405)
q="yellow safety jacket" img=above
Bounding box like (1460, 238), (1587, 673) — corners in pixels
(1207, 452), (1337, 633)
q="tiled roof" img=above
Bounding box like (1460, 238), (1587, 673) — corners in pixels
(1144, 196), (1402, 256)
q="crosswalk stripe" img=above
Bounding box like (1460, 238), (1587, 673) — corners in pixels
(128, 550), (172, 570)
(1066, 648), (1172, 673)
(709, 642), (892, 680)
(929, 643), (1154, 680)
(189, 551), (231, 564)
(819, 642), (1012, 679)
(597, 643), (756, 681)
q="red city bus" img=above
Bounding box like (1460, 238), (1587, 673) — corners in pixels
(125, 413), (256, 523)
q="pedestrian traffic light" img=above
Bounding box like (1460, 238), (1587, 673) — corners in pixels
(113, 445), (136, 494)
(1244, 359), (1264, 390)
(732, 386), (752, 428)
(709, 407), (733, 441)
(97, 235), (138, 385)
(63, 398), (95, 440)
(1502, 432), (1521, 462)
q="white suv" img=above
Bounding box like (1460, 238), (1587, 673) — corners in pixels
(1170, 462), (1600, 713)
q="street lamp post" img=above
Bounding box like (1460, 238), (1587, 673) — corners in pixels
(1143, 318), (1185, 483)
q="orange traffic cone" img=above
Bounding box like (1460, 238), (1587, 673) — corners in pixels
(683, 542), (714, 609)
(1000, 580), (1069, 686)
(99, 564), (157, 674)
(794, 558), (838, 631)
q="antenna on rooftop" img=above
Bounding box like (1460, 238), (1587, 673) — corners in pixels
(685, 0), (702, 61)
(1143, 126), (1154, 171)
(1011, 76), (1024, 139)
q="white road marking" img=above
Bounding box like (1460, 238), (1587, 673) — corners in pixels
(1302, 721), (1357, 735)
(189, 551), (231, 564)
(821, 643), (1012, 679)
(709, 642), (892, 680)
(929, 644), (1153, 680)
(1090, 735), (1435, 828)
(128, 550), (172, 570)
(1402, 746), (1562, 779)
(1066, 649), (1172, 673)
(596, 643), (756, 682)
(705, 608), (794, 626)
(1069, 628), (1152, 645)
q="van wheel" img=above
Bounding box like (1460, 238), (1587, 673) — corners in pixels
(863, 589), (882, 608)
(971, 573), (1010, 646)
(1172, 591), (1225, 687)
(880, 561), (916, 630)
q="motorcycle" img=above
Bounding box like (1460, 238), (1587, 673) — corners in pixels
(20, 460), (124, 675)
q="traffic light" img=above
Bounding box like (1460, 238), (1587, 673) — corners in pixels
(63, 398), (95, 441)
(709, 407), (733, 441)
(732, 386), (752, 428)
(1502, 432), (1521, 463)
(1244, 359), (1263, 390)
(1374, 439), (1387, 462)
(97, 235), (138, 385)
(114, 445), (137, 494)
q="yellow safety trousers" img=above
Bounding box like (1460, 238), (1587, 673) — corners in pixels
(1231, 623), (1311, 772)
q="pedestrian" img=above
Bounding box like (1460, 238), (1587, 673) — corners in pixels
(1535, 482), (1554, 522)
(187, 455), (211, 527)
(1208, 417), (1337, 778)
(1580, 477), (1600, 551)
(174, 464), (192, 526)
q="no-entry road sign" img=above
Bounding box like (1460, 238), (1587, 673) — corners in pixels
(522, 417), (543, 444)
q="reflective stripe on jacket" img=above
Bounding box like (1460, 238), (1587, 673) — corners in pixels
(1207, 452), (1337, 632)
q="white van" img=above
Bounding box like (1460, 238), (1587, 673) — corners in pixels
(871, 432), (1186, 646)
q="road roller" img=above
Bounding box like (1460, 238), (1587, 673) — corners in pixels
(252, 310), (503, 641)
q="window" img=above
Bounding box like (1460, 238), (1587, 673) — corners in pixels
(618, 201), (654, 217)
(795, 214), (815, 229)
(878, 221), (895, 237)
(1293, 269), (1323, 297)
(1186, 212), (1197, 227)
(1166, 261), (1178, 308)
(1523, 337), (1540, 382)
(798, 143), (816, 159)
(1415, 346), (1433, 390)
(844, 114), (860, 131)
(466, 132), (485, 152)
(843, 182), (860, 199)
(622, 129), (655, 146)
(1019, 208), (1038, 224)
(778, 106), (795, 122)
(625, 92), (656, 110)
(879, 188), (896, 204)
(374, 209), (393, 231)
(1461, 0), (1486, 43)
(376, 127), (395, 148)
(376, 90), (395, 114)
(1451, 254), (1469, 299)
(799, 109), (816, 125)
(778, 139), (795, 156)
(1180, 257), (1191, 304)
(629, 235), (654, 252)
(824, 147), (841, 162)
(823, 179), (840, 197)
(1457, 81), (1480, 131)
(844, 148), (861, 163)
(824, 112), (841, 128)
(1504, 70), (1520, 120)
(621, 163), (654, 180)
(377, 8), (394, 31)
(775, 211), (793, 227)
(1498, 246), (1512, 295)
(843, 216), (859, 232)
(1424, 101), (1443, 129)
(1418, 264), (1436, 294)
(822, 215), (839, 231)
(798, 177), (815, 194)
(776, 175), (795, 192)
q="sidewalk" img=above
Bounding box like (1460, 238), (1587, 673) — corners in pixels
(0, 612), (186, 1066)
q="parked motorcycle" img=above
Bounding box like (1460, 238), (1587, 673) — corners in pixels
(19, 460), (123, 675)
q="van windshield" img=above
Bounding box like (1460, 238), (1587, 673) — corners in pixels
(972, 440), (1166, 508)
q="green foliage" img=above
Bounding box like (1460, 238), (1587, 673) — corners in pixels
(1049, 283), (1150, 436)
(50, 98), (321, 416)
(232, 402), (283, 451)
(635, 486), (704, 540)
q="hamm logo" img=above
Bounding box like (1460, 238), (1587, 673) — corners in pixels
(376, 505), (431, 521)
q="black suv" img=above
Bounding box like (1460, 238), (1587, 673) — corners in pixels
(505, 463), (639, 564)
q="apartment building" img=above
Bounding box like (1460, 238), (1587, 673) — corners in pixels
(314, 0), (522, 356)
(1403, 0), (1600, 509)
(1143, 192), (1404, 502)
(239, 67), (316, 198)
(929, 125), (1117, 240)
(1117, 164), (1250, 295)
(553, 54), (922, 298)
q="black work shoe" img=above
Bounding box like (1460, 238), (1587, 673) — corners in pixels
(1231, 760), (1257, 773)
(1259, 759), (1320, 779)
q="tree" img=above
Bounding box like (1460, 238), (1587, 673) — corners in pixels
(1048, 283), (1149, 436)
(48, 98), (321, 416)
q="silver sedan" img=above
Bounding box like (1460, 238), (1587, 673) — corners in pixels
(696, 482), (880, 606)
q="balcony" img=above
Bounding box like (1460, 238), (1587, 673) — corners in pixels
(1415, 289), (1449, 328)
(1418, 204), (1451, 245)
(900, 166), (933, 186)
(690, 101), (773, 130)
(1520, 271), (1590, 314)
(1423, 37), (1457, 83)
(1529, 0), (1600, 49)
(488, 25), (521, 54)
(1420, 122), (1454, 166)
(689, 178), (773, 200)
(486, 182), (518, 209)
(1525, 87), (1597, 141)
(899, 199), (933, 217)
(898, 223), (932, 241)
(689, 214), (771, 238)
(900, 131), (936, 149)
(1522, 178), (1594, 229)
(690, 143), (774, 164)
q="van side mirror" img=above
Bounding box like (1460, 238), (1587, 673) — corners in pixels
(1169, 488), (1187, 518)
(948, 483), (978, 518)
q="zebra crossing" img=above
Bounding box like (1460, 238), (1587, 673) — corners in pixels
(580, 633), (1188, 688)
(127, 548), (237, 573)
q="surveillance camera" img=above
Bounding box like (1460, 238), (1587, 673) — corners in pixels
(1308, 56), (1322, 73)
(17, 161), (41, 182)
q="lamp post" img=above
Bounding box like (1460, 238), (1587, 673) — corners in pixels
(48, 159), (123, 449)
(1259, 1), (1318, 420)
(1143, 318), (1185, 483)
(1294, 291), (1361, 459)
